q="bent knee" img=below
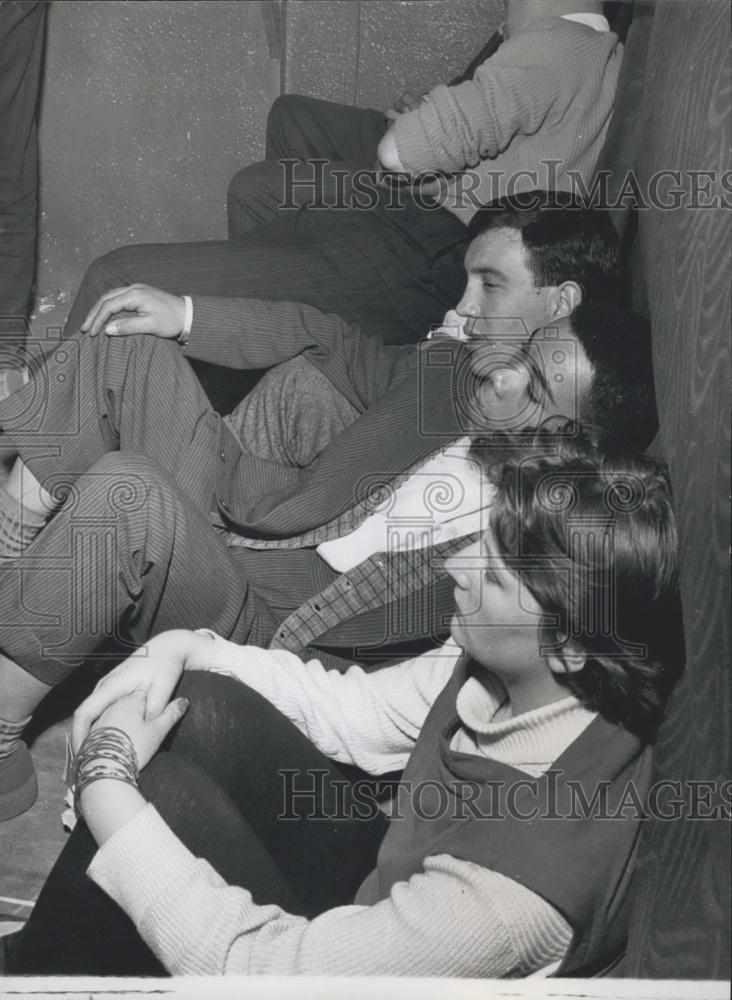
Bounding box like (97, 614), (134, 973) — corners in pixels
(267, 93), (313, 131)
(69, 453), (169, 510)
(81, 244), (149, 299)
(227, 159), (284, 202)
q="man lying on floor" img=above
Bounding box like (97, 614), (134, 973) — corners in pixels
(10, 432), (682, 977)
(0, 194), (656, 822)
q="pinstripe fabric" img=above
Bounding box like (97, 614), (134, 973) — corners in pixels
(61, 194), (469, 349)
(0, 454), (276, 686)
(1, 328), (220, 514)
(0, 321), (483, 678)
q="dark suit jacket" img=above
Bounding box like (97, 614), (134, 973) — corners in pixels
(186, 295), (479, 539)
(183, 296), (482, 667)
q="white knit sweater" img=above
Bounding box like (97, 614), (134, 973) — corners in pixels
(392, 16), (622, 223)
(88, 637), (596, 977)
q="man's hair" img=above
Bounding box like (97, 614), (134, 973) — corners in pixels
(472, 431), (683, 741)
(467, 190), (623, 304)
(569, 301), (659, 453)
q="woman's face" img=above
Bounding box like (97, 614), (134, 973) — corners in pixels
(445, 532), (549, 679)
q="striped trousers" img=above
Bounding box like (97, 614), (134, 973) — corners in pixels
(0, 332), (287, 685)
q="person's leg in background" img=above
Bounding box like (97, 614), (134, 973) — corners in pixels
(228, 95), (389, 237)
(0, 0), (47, 338)
(12, 671), (390, 975)
(59, 193), (468, 348)
(224, 354), (360, 468)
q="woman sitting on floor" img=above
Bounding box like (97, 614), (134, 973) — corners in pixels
(13, 430), (682, 979)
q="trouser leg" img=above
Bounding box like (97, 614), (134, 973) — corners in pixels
(58, 199), (468, 347)
(0, 453), (275, 686)
(227, 95), (388, 236)
(265, 95), (387, 162)
(13, 674), (389, 976)
(0, 331), (221, 511)
(0, 0), (47, 328)
(225, 355), (359, 466)
(167, 672), (390, 912)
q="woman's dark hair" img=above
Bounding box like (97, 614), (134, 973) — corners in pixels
(467, 190), (624, 305)
(471, 427), (683, 741)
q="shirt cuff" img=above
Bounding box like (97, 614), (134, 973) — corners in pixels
(178, 295), (193, 346)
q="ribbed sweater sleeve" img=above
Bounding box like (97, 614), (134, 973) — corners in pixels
(391, 18), (619, 178)
(187, 634), (458, 775)
(87, 692), (592, 977)
(88, 806), (571, 977)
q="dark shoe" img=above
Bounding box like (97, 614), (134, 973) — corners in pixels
(0, 743), (38, 821)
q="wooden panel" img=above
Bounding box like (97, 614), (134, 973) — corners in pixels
(623, 0), (731, 978)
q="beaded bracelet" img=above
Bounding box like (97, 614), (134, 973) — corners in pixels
(73, 726), (139, 816)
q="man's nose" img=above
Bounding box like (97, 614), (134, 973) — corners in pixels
(456, 292), (481, 318)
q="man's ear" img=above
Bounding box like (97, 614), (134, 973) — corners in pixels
(550, 281), (583, 319)
(548, 643), (587, 675)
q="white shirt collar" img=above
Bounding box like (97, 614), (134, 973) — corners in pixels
(561, 12), (610, 33)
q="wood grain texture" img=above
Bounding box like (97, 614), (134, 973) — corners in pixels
(622, 0), (731, 978)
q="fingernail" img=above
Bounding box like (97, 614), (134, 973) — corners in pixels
(177, 698), (189, 711)
(105, 324), (117, 335)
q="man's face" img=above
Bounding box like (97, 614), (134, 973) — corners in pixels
(463, 316), (595, 431)
(454, 227), (554, 348)
(447, 227), (594, 430)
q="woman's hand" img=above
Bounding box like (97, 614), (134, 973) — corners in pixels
(91, 689), (189, 771)
(72, 629), (204, 753)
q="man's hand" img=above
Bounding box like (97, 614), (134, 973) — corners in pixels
(80, 284), (185, 339)
(430, 309), (469, 341)
(72, 629), (203, 753)
(385, 90), (423, 121)
(91, 689), (189, 771)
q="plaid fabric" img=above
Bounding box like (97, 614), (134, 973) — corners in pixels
(269, 532), (477, 656)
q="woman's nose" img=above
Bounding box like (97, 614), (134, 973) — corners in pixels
(445, 540), (484, 583)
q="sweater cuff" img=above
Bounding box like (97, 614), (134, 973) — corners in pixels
(391, 89), (466, 176)
(88, 804), (200, 928)
(391, 108), (437, 176)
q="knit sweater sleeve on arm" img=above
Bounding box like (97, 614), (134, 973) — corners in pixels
(186, 636), (459, 775)
(391, 24), (589, 175)
(88, 805), (572, 977)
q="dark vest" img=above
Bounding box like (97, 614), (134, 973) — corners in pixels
(356, 657), (653, 976)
